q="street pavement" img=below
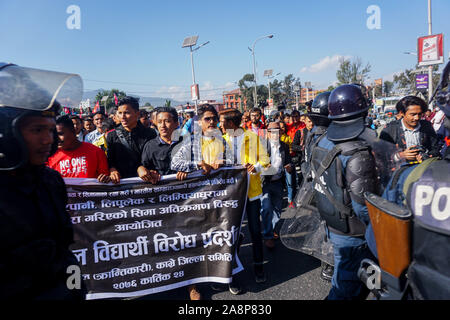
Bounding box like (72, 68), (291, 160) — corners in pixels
(142, 196), (332, 301)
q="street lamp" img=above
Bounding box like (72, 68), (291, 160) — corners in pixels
(248, 34), (274, 108)
(264, 69), (280, 106)
(182, 35), (210, 113)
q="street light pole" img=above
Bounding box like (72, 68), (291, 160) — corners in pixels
(427, 0), (433, 101)
(249, 34), (273, 108)
(182, 36), (209, 114)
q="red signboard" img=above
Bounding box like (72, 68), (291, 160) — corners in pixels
(191, 84), (199, 101)
(418, 34), (444, 66)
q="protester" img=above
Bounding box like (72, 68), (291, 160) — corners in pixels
(380, 96), (441, 162)
(171, 104), (223, 180)
(423, 109), (435, 121)
(85, 111), (106, 144)
(247, 107), (266, 138)
(139, 107), (182, 180)
(260, 121), (293, 249)
(92, 118), (116, 155)
(170, 104), (224, 300)
(0, 63), (85, 300)
(220, 108), (270, 284)
(241, 111), (250, 128)
(83, 116), (95, 133)
(181, 111), (195, 135)
(47, 115), (110, 182)
(106, 96), (157, 183)
(139, 109), (151, 128)
(431, 105), (446, 132)
(71, 115), (88, 142)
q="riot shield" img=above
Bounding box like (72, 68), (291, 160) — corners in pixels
(0, 64), (83, 111)
(359, 128), (402, 193)
(280, 177), (334, 266)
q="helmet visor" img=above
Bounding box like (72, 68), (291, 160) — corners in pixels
(0, 64), (83, 111)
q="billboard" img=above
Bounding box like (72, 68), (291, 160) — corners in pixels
(416, 74), (429, 90)
(418, 34), (444, 66)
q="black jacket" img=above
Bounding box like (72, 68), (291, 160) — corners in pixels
(0, 166), (84, 299)
(379, 119), (441, 158)
(106, 122), (157, 178)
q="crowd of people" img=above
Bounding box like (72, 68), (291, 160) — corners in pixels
(2, 61), (449, 301)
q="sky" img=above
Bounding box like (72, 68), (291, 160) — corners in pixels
(1, 0), (449, 102)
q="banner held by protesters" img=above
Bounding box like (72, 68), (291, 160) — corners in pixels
(65, 167), (248, 300)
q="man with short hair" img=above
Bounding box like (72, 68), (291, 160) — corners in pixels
(220, 108), (270, 284)
(83, 116), (95, 133)
(171, 104), (224, 180)
(139, 107), (182, 181)
(380, 96), (441, 162)
(139, 109), (151, 128)
(85, 111), (105, 144)
(47, 115), (110, 182)
(106, 96), (157, 183)
(71, 115), (87, 142)
(260, 121), (293, 249)
(248, 107), (266, 138)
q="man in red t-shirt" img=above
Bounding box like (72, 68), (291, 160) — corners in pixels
(47, 115), (110, 182)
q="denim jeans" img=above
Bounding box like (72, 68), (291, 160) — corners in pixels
(327, 230), (374, 300)
(260, 179), (284, 240)
(245, 198), (264, 265)
(284, 169), (296, 202)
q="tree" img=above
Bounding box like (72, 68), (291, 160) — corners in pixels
(95, 89), (127, 114)
(164, 100), (172, 107)
(393, 65), (440, 100)
(336, 57), (371, 85)
(383, 81), (394, 96)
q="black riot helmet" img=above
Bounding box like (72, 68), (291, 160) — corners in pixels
(327, 84), (369, 142)
(307, 91), (331, 127)
(328, 84), (369, 120)
(0, 63), (83, 170)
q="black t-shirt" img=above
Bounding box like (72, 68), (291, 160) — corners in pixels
(106, 122), (157, 178)
(141, 136), (183, 176)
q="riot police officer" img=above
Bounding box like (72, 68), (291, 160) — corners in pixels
(0, 63), (86, 299)
(300, 91), (335, 281)
(361, 61), (450, 300)
(310, 84), (379, 299)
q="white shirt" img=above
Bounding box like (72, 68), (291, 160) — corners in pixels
(401, 119), (421, 148)
(431, 110), (445, 132)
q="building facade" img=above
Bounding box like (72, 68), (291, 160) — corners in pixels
(223, 89), (247, 111)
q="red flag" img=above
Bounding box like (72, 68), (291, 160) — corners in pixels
(114, 93), (118, 106)
(94, 101), (100, 113)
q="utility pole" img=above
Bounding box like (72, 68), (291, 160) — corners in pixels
(428, 0), (433, 101)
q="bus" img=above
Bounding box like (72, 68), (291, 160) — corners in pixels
(375, 96), (403, 114)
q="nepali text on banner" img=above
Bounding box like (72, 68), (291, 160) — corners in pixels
(64, 167), (249, 300)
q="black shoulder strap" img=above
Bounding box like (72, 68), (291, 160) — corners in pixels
(310, 140), (369, 216)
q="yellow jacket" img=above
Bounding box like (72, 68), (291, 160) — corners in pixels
(223, 129), (270, 200)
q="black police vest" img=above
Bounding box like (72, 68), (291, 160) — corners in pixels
(310, 141), (368, 236)
(406, 158), (450, 299)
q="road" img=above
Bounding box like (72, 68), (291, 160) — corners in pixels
(141, 197), (331, 301)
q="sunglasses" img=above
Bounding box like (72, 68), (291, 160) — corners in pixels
(203, 116), (218, 122)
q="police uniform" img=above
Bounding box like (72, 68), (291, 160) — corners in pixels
(310, 84), (378, 299)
